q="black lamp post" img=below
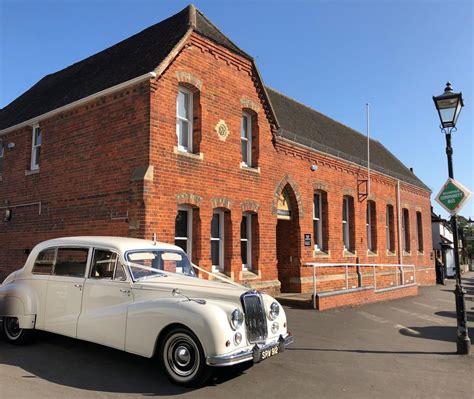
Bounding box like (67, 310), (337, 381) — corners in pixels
(433, 81), (470, 355)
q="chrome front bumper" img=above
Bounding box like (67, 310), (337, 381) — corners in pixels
(206, 333), (294, 367)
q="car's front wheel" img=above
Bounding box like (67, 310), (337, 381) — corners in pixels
(1, 317), (34, 344)
(159, 327), (211, 387)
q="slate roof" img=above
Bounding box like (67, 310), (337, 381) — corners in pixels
(0, 5), (250, 130)
(266, 87), (428, 189)
(0, 4), (428, 190)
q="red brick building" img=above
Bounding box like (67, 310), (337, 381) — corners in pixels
(0, 5), (433, 307)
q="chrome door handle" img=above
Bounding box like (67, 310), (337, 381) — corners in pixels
(74, 284), (83, 290)
(120, 289), (131, 294)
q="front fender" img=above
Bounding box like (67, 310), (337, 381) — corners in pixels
(125, 298), (235, 358)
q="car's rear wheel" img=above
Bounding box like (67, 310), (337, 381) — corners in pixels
(1, 317), (34, 345)
(159, 327), (211, 387)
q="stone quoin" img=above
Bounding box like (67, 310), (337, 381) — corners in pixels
(0, 5), (434, 308)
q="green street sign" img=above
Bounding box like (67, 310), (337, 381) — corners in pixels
(435, 178), (472, 215)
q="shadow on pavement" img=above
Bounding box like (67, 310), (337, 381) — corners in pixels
(286, 347), (456, 355)
(0, 331), (250, 395)
(398, 325), (458, 343)
(435, 310), (474, 322)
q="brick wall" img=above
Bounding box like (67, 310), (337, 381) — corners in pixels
(0, 83), (151, 279)
(0, 31), (435, 306)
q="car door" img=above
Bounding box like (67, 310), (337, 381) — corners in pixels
(44, 247), (90, 338)
(77, 248), (132, 350)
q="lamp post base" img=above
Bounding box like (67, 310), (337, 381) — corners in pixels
(454, 285), (471, 355)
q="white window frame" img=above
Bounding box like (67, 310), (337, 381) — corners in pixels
(241, 213), (252, 271)
(211, 210), (225, 273)
(386, 205), (393, 251)
(313, 192), (323, 251)
(176, 87), (193, 152)
(342, 196), (351, 251)
(31, 124), (41, 170)
(241, 112), (252, 167)
(175, 206), (193, 256)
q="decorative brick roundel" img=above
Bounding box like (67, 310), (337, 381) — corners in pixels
(215, 120), (230, 142)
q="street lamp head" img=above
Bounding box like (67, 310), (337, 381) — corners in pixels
(433, 81), (464, 130)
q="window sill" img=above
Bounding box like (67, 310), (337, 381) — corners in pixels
(25, 168), (40, 176)
(403, 251), (411, 256)
(417, 251), (424, 256)
(367, 250), (378, 257)
(387, 250), (397, 257)
(343, 250), (357, 257)
(240, 269), (261, 281)
(313, 250), (330, 258)
(174, 146), (204, 160)
(239, 163), (260, 173)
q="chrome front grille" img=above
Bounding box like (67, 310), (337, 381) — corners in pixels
(241, 292), (268, 343)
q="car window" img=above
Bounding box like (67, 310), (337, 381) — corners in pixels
(32, 248), (56, 275)
(114, 263), (127, 281)
(53, 248), (89, 278)
(90, 249), (117, 279)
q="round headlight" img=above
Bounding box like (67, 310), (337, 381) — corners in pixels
(230, 309), (244, 330)
(269, 302), (280, 320)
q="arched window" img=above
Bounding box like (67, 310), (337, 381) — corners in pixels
(416, 211), (424, 252)
(241, 109), (259, 168)
(366, 200), (377, 252)
(386, 204), (395, 253)
(402, 208), (410, 253)
(313, 191), (328, 252)
(342, 196), (355, 251)
(175, 206), (193, 255)
(176, 84), (201, 154)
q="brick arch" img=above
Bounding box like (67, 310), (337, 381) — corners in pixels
(176, 193), (202, 207)
(241, 200), (260, 214)
(176, 71), (203, 91)
(211, 197), (233, 210)
(272, 175), (304, 218)
(240, 98), (260, 113)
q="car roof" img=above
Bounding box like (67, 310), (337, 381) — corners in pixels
(36, 236), (181, 253)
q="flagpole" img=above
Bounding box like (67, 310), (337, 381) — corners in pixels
(366, 103), (370, 196)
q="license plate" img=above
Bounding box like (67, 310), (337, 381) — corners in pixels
(259, 344), (279, 361)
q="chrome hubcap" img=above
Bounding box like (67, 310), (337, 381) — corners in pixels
(175, 346), (191, 367)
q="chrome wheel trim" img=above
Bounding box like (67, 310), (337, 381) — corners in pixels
(164, 332), (200, 382)
(4, 317), (22, 340)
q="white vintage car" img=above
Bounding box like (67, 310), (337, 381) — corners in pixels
(0, 236), (293, 386)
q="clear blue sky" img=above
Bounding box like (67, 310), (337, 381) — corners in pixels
(1, 0), (472, 218)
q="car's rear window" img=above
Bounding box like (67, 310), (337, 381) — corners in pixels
(32, 248), (56, 275)
(53, 248), (89, 277)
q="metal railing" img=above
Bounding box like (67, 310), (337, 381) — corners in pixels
(304, 263), (417, 309)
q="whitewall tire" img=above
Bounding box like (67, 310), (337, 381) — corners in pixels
(159, 327), (211, 386)
(1, 317), (34, 345)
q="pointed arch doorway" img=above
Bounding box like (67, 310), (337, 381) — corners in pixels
(275, 185), (301, 292)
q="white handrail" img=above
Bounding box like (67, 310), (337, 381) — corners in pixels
(303, 262), (416, 309)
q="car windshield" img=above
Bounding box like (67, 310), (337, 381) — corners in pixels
(125, 250), (196, 281)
